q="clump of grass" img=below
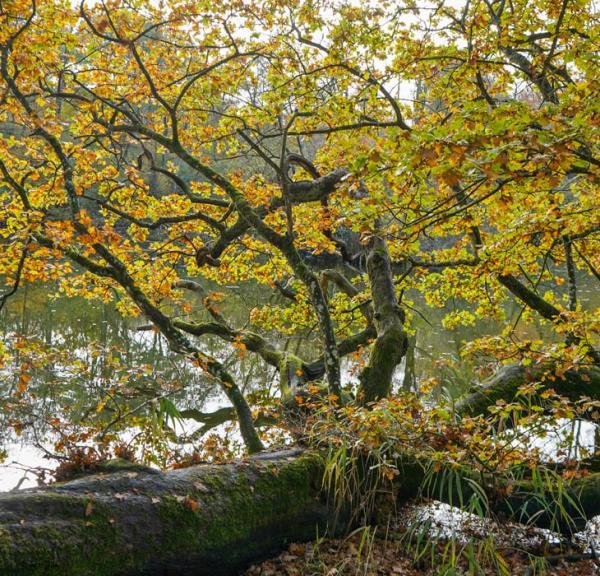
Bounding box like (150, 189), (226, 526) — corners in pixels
(306, 385), (596, 575)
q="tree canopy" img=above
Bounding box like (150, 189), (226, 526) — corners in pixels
(0, 0), (598, 456)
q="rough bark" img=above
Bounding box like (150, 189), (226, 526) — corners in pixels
(358, 237), (408, 403)
(457, 364), (600, 418)
(0, 450), (337, 576)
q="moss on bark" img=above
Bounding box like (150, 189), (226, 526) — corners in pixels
(0, 450), (337, 576)
(358, 237), (408, 403)
(457, 364), (600, 417)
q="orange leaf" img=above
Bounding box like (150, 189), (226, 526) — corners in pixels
(183, 495), (199, 512)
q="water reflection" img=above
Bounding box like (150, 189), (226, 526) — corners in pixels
(0, 275), (598, 490)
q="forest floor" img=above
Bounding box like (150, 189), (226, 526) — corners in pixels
(245, 533), (598, 575)
(246, 504), (600, 575)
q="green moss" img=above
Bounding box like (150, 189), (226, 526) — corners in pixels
(95, 459), (156, 475)
(0, 452), (334, 576)
(153, 452), (329, 570)
(0, 496), (127, 576)
(359, 326), (407, 403)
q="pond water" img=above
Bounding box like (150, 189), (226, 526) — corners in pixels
(0, 276), (598, 492)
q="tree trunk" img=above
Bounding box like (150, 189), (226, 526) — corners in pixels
(358, 237), (408, 403)
(0, 450), (338, 576)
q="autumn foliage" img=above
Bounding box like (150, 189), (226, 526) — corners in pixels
(0, 0), (598, 459)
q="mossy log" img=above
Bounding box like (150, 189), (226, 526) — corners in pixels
(0, 450), (338, 576)
(399, 459), (600, 534)
(457, 364), (600, 417)
(2, 366), (600, 575)
(2, 448), (600, 575)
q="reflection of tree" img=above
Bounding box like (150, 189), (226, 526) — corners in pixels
(0, 288), (217, 449)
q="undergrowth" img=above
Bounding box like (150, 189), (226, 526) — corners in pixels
(302, 380), (599, 575)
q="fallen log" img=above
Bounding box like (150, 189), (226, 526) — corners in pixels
(405, 459), (600, 534)
(0, 449), (338, 576)
(2, 447), (600, 575)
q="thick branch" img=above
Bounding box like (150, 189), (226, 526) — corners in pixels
(497, 274), (600, 364)
(287, 168), (348, 203)
(457, 363), (600, 417)
(497, 274), (563, 322)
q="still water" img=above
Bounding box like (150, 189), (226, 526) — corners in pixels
(0, 276), (598, 491)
